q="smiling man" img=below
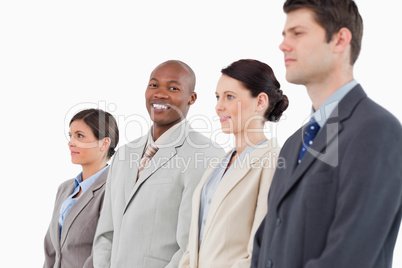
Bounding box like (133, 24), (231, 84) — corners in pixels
(251, 1), (402, 268)
(92, 60), (224, 268)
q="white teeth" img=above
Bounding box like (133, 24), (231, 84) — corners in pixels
(152, 103), (168, 110)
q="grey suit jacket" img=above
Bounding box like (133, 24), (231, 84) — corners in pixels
(44, 167), (109, 268)
(251, 85), (402, 268)
(93, 123), (224, 268)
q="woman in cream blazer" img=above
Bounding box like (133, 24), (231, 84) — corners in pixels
(179, 59), (289, 268)
(44, 109), (119, 268)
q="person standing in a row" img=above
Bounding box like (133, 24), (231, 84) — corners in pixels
(251, 1), (402, 267)
(93, 60), (224, 268)
(44, 109), (119, 268)
(180, 59), (288, 268)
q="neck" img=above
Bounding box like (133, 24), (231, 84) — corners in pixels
(152, 126), (168, 142)
(234, 129), (266, 156)
(306, 67), (354, 111)
(81, 159), (107, 181)
(152, 119), (183, 141)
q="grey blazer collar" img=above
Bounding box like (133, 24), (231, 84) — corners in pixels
(60, 166), (109, 247)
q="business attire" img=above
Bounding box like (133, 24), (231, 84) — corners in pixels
(180, 139), (279, 268)
(44, 166), (109, 268)
(251, 83), (402, 268)
(93, 121), (224, 268)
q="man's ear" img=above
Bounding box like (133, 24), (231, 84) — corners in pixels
(333, 27), (352, 54)
(256, 92), (269, 113)
(188, 92), (197, 105)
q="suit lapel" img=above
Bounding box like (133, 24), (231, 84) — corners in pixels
(53, 183), (74, 250)
(123, 124), (189, 214)
(123, 135), (148, 203)
(202, 140), (274, 241)
(277, 85), (367, 207)
(281, 119), (341, 199)
(136, 143), (178, 184)
(60, 168), (108, 248)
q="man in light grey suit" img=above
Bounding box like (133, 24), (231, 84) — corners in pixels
(251, 1), (402, 268)
(93, 60), (224, 268)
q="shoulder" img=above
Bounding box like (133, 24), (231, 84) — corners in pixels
(58, 178), (75, 190)
(358, 97), (400, 125)
(113, 135), (147, 158)
(91, 167), (109, 190)
(183, 130), (225, 155)
(55, 178), (75, 197)
(260, 138), (281, 156)
(344, 96), (401, 141)
(185, 130), (212, 144)
(339, 85), (399, 129)
(98, 166), (109, 182)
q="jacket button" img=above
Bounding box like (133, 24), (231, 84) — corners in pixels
(276, 217), (282, 227)
(266, 259), (273, 268)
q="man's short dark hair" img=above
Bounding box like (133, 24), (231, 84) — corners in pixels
(284, 0), (363, 65)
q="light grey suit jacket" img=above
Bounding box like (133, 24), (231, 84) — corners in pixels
(93, 123), (224, 268)
(44, 167), (109, 268)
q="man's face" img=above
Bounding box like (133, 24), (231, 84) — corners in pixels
(279, 8), (335, 86)
(145, 62), (196, 133)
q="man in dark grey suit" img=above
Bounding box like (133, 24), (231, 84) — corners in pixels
(251, 1), (402, 268)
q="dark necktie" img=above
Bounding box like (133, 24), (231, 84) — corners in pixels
(298, 117), (320, 164)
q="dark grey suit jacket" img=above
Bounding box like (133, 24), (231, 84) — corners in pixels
(44, 167), (109, 268)
(251, 85), (402, 268)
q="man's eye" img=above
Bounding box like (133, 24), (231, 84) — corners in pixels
(149, 84), (157, 88)
(170, 87), (179, 91)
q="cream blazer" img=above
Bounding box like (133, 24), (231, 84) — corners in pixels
(179, 139), (280, 268)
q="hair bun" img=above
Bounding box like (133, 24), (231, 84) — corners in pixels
(268, 94), (289, 122)
(109, 149), (116, 158)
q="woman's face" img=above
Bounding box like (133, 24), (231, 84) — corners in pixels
(68, 119), (106, 166)
(215, 75), (261, 136)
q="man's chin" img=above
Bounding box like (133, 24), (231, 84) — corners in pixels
(286, 73), (305, 85)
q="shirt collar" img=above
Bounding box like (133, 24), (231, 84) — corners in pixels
(233, 138), (268, 163)
(74, 165), (108, 194)
(147, 119), (187, 147)
(312, 79), (358, 128)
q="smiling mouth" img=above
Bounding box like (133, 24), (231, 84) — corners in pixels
(70, 151), (79, 155)
(220, 116), (231, 122)
(151, 103), (170, 112)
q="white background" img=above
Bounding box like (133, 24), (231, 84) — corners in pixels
(1, 1), (401, 267)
